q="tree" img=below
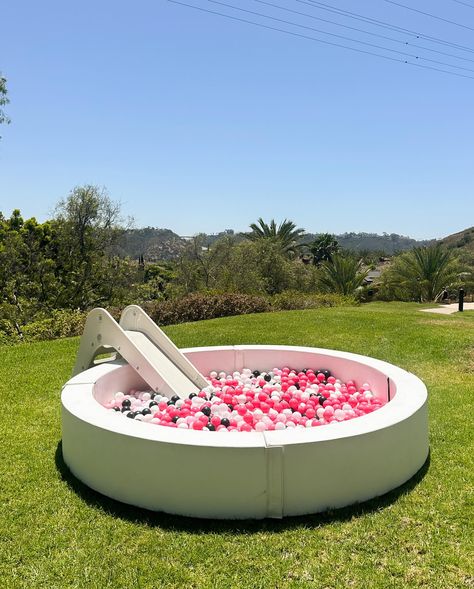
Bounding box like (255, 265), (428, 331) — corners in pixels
(173, 234), (237, 295)
(53, 185), (132, 308)
(309, 233), (340, 265)
(247, 218), (305, 257)
(0, 73), (10, 137)
(381, 244), (461, 302)
(222, 240), (295, 295)
(0, 211), (60, 336)
(319, 253), (368, 295)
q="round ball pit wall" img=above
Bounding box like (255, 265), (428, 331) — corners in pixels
(61, 346), (429, 519)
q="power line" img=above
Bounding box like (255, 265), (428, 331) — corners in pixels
(381, 0), (474, 31)
(300, 0), (474, 54)
(252, 0), (474, 64)
(205, 0), (474, 73)
(450, 0), (474, 7)
(166, 0), (474, 79)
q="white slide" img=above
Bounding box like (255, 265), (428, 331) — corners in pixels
(72, 305), (208, 398)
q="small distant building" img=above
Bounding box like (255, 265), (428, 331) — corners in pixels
(364, 269), (382, 285)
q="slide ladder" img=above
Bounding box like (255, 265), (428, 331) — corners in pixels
(72, 305), (208, 398)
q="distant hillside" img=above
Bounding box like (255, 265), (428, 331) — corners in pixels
(116, 228), (433, 261)
(115, 228), (186, 261)
(303, 232), (432, 254)
(440, 226), (474, 255)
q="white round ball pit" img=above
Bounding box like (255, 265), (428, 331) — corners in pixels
(61, 345), (429, 519)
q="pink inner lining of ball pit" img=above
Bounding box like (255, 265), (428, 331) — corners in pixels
(92, 346), (395, 406)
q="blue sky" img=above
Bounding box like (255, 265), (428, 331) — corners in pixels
(1, 0), (473, 239)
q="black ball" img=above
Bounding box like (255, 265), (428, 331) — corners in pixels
(121, 399), (131, 408)
(318, 369), (331, 378)
(294, 382), (300, 390)
(167, 400), (175, 406)
(302, 368), (307, 374)
(171, 395), (180, 403)
(126, 411), (136, 418)
(202, 406), (211, 417)
(227, 404), (234, 411)
(253, 370), (261, 377)
(149, 400), (158, 408)
(113, 406), (121, 412)
(264, 374), (271, 382)
(189, 393), (197, 399)
(207, 424), (215, 431)
(171, 416), (179, 423)
(150, 393), (156, 399)
(121, 407), (129, 413)
(141, 408), (151, 415)
(318, 396), (325, 406)
(221, 418), (230, 427)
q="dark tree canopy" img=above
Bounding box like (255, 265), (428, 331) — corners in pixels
(309, 233), (340, 265)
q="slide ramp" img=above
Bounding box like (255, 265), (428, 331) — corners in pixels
(72, 306), (208, 398)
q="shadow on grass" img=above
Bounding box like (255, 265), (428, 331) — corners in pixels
(55, 441), (430, 534)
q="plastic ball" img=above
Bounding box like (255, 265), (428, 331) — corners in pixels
(104, 366), (385, 432)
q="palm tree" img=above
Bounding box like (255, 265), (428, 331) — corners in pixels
(319, 253), (368, 295)
(385, 244), (460, 302)
(309, 233), (340, 265)
(247, 218), (305, 256)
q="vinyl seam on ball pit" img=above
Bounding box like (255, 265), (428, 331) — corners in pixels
(265, 445), (284, 518)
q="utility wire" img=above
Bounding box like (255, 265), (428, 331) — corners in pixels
(300, 0), (474, 54)
(166, 0), (474, 79)
(381, 0), (474, 31)
(450, 0), (474, 8)
(205, 0), (474, 73)
(252, 0), (474, 64)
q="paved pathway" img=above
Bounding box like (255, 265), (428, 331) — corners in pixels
(420, 302), (474, 315)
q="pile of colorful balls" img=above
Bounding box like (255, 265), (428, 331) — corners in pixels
(103, 366), (386, 432)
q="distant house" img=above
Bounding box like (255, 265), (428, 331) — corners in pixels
(364, 269), (382, 285)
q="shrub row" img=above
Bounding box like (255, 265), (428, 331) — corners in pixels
(0, 291), (356, 345)
(143, 293), (272, 326)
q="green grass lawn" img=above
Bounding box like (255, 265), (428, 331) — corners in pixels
(1, 302), (473, 588)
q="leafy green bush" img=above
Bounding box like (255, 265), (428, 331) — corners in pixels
(271, 291), (357, 310)
(20, 309), (87, 342)
(144, 292), (272, 325)
(0, 330), (16, 345)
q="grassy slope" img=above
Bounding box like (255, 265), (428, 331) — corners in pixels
(441, 226), (474, 255)
(0, 302), (473, 589)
